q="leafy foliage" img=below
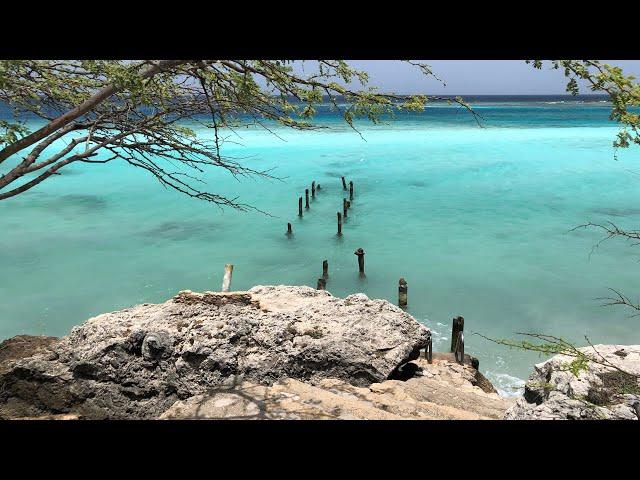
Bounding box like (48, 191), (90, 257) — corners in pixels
(528, 60), (640, 154)
(0, 60), (476, 206)
(478, 332), (638, 381)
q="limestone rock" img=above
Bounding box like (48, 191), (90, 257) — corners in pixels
(505, 344), (640, 420)
(0, 335), (59, 374)
(0, 286), (430, 419)
(159, 357), (512, 420)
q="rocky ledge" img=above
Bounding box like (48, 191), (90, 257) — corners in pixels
(159, 356), (510, 420)
(505, 344), (640, 420)
(2, 285), (456, 419)
(0, 285), (513, 420)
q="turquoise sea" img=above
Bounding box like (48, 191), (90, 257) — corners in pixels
(2, 95), (640, 395)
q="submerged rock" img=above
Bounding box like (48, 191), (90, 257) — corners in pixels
(505, 344), (640, 420)
(0, 286), (430, 419)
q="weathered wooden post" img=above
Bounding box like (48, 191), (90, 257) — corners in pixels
(343, 198), (348, 219)
(287, 223), (292, 235)
(341, 176), (347, 190)
(317, 183), (321, 191)
(398, 278), (407, 308)
(305, 189), (310, 209)
(354, 248), (365, 275)
(346, 200), (351, 210)
(316, 278), (327, 290)
(337, 212), (342, 236)
(312, 181), (316, 198)
(221, 264), (234, 292)
(322, 260), (328, 278)
(349, 181), (354, 200)
(451, 316), (464, 353)
(298, 197), (303, 217)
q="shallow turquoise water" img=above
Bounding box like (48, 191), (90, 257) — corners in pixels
(2, 100), (640, 395)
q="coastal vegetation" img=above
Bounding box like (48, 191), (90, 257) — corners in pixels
(0, 60), (473, 205)
(529, 60), (640, 152)
(1, 60), (637, 207)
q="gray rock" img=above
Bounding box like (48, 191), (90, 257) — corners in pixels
(0, 285), (430, 419)
(0, 335), (59, 374)
(505, 344), (640, 420)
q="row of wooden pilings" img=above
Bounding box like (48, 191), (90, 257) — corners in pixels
(289, 176), (415, 316)
(287, 176), (354, 237)
(219, 174), (468, 365)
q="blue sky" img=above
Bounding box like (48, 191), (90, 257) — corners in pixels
(293, 60), (640, 95)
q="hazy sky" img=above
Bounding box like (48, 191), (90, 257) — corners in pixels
(294, 60), (640, 95)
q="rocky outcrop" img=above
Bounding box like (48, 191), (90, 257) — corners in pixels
(0, 286), (430, 420)
(505, 345), (640, 420)
(0, 335), (58, 374)
(159, 357), (513, 420)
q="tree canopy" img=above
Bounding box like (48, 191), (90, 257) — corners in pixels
(529, 60), (640, 153)
(1, 60), (638, 208)
(0, 60), (473, 207)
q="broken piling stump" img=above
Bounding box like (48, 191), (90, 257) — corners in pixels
(312, 181), (316, 198)
(354, 248), (365, 275)
(305, 189), (310, 209)
(451, 316), (464, 353)
(337, 212), (342, 236)
(349, 181), (354, 200)
(343, 198), (348, 219)
(298, 197), (303, 217)
(316, 278), (327, 290)
(341, 176), (347, 190)
(322, 260), (328, 278)
(399, 278), (407, 308)
(287, 223), (292, 235)
(221, 264), (234, 292)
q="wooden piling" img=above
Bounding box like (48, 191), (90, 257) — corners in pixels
(312, 181), (316, 198)
(298, 197), (303, 217)
(316, 278), (327, 290)
(346, 200), (351, 210)
(305, 189), (310, 209)
(341, 176), (347, 190)
(322, 260), (328, 278)
(317, 184), (321, 190)
(354, 248), (365, 274)
(399, 278), (407, 308)
(450, 316), (465, 353)
(287, 223), (292, 235)
(337, 212), (342, 236)
(343, 198), (348, 219)
(349, 181), (353, 200)
(221, 264), (234, 292)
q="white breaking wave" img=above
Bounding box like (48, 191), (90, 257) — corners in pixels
(484, 371), (525, 398)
